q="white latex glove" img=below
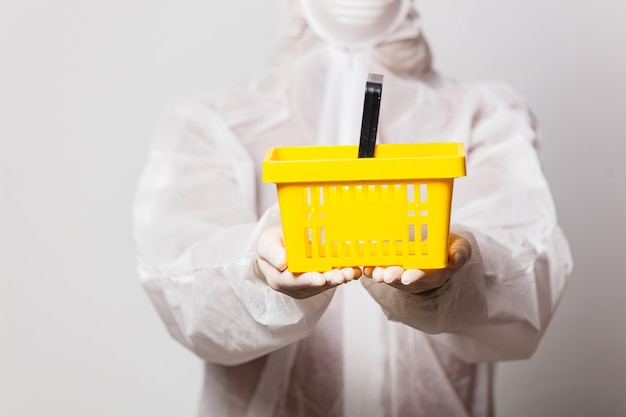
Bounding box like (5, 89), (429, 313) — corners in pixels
(362, 234), (472, 294)
(257, 226), (362, 299)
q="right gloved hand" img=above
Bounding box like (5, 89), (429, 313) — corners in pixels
(256, 226), (361, 299)
(361, 233), (472, 294)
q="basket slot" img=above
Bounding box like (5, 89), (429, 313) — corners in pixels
(305, 226), (328, 259)
(380, 184), (391, 202)
(343, 240), (352, 257)
(355, 185), (365, 203)
(395, 239), (404, 256)
(367, 239), (377, 257)
(420, 223), (429, 255)
(393, 184), (401, 202)
(419, 183), (428, 202)
(357, 240), (365, 257)
(369, 240), (376, 257)
(304, 227), (312, 258)
(418, 183), (430, 255)
(303, 186), (328, 259)
(382, 240), (390, 256)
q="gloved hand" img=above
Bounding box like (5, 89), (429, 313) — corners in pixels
(362, 234), (471, 294)
(256, 226), (361, 299)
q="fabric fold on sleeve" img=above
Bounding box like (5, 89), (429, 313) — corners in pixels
(133, 99), (333, 365)
(362, 83), (573, 363)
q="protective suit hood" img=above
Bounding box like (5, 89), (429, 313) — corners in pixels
(298, 0), (411, 47)
(255, 0), (434, 152)
(270, 0), (432, 79)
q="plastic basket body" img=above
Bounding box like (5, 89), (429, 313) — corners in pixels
(262, 143), (466, 273)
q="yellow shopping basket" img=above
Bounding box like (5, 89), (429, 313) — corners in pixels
(262, 142), (466, 273)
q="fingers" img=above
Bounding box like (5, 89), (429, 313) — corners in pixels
(257, 227), (287, 271)
(323, 269), (346, 286)
(257, 258), (363, 299)
(364, 266), (406, 284)
(258, 228), (471, 297)
(338, 267), (362, 282)
(448, 234), (472, 269)
(382, 266), (404, 283)
(314, 267), (362, 286)
(257, 258), (327, 297)
(257, 258), (319, 288)
(372, 267), (385, 282)
(365, 266), (395, 283)
(349, 236), (472, 294)
(362, 265), (442, 293)
(400, 269), (426, 285)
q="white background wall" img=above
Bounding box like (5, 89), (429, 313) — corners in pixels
(1, 1), (624, 416)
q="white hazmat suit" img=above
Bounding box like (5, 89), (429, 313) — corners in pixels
(133, 1), (573, 416)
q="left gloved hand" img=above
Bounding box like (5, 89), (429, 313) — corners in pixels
(256, 226), (361, 299)
(362, 234), (471, 294)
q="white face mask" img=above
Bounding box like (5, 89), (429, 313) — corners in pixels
(299, 0), (410, 47)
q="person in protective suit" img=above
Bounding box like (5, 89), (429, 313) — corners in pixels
(133, 1), (573, 416)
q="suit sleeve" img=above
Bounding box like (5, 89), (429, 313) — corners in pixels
(363, 82), (573, 362)
(133, 99), (333, 366)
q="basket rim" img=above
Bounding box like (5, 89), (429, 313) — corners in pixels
(262, 142), (466, 183)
